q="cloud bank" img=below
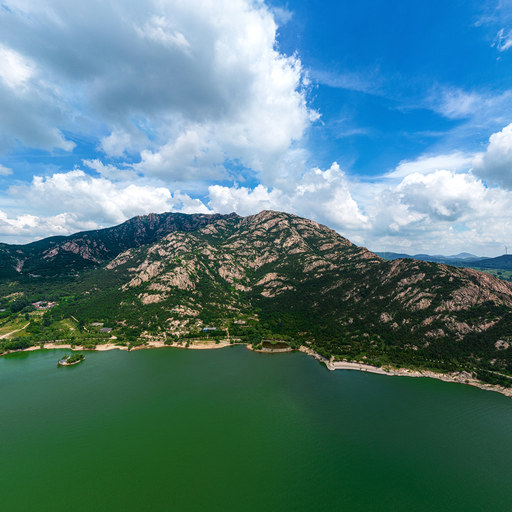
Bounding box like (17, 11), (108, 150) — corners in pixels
(0, 0), (316, 185)
(0, 0), (511, 257)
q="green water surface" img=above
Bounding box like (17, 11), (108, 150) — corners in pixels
(1, 346), (511, 511)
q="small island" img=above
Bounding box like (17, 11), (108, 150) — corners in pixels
(57, 353), (85, 367)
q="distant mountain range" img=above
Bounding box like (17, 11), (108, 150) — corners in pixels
(1, 210), (512, 387)
(376, 251), (512, 271)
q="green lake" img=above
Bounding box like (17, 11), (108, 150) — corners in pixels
(1, 345), (512, 511)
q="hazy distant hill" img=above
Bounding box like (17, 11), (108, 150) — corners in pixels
(471, 255), (512, 270)
(377, 251), (481, 264)
(377, 251), (512, 272)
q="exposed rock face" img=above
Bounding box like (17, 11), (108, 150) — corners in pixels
(0, 212), (238, 278)
(43, 241), (104, 263)
(111, 211), (380, 302)
(100, 210), (512, 352)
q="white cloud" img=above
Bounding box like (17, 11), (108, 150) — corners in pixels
(209, 162), (368, 231)
(209, 157), (512, 256)
(420, 85), (512, 160)
(0, 210), (100, 242)
(2, 168), (211, 242)
(382, 170), (485, 223)
(385, 152), (473, 179)
(472, 122), (512, 188)
(0, 0), (316, 180)
(0, 164), (12, 176)
(2, 153), (512, 256)
(99, 130), (134, 158)
(134, 127), (227, 181)
(18, 171), (179, 225)
(313, 68), (383, 95)
(0, 45), (34, 90)
(0, 48), (74, 151)
(432, 87), (483, 120)
(136, 15), (191, 50)
(82, 159), (138, 181)
(493, 28), (512, 51)
(270, 7), (293, 25)
(432, 86), (512, 125)
(209, 183), (282, 215)
(365, 168), (512, 255)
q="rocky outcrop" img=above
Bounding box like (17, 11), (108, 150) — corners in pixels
(0, 211), (238, 278)
(99, 211), (512, 353)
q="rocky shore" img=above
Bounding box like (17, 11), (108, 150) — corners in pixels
(299, 346), (512, 398)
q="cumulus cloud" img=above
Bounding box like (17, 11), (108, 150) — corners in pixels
(3, 152), (512, 255)
(209, 184), (283, 215)
(100, 130), (134, 158)
(351, 167), (512, 256)
(363, 165), (512, 255)
(473, 122), (512, 188)
(209, 157), (512, 256)
(1, 1), (511, 257)
(0, 210), (99, 242)
(207, 157), (507, 255)
(3, 169), (210, 242)
(371, 171), (486, 230)
(0, 0), (316, 181)
(134, 128), (227, 182)
(209, 162), (368, 231)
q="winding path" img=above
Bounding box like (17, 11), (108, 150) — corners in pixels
(0, 322), (30, 340)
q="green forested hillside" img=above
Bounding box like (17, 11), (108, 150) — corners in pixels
(1, 211), (512, 386)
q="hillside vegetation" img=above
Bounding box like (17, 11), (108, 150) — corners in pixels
(1, 210), (512, 387)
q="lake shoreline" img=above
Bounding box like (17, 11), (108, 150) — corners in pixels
(298, 346), (512, 398)
(2, 339), (511, 398)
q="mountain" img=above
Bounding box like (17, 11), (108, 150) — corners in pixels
(449, 252), (481, 260)
(2, 210), (512, 385)
(376, 251), (483, 264)
(470, 255), (512, 271)
(377, 251), (512, 273)
(0, 212), (238, 279)
(374, 251), (412, 261)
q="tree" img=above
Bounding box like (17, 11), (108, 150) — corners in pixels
(11, 297), (29, 314)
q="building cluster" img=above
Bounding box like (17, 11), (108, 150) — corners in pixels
(32, 301), (57, 310)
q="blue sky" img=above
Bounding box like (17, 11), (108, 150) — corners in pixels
(1, 0), (512, 255)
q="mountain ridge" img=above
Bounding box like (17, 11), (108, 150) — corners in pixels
(377, 251), (512, 274)
(1, 210), (512, 390)
(0, 211), (239, 279)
